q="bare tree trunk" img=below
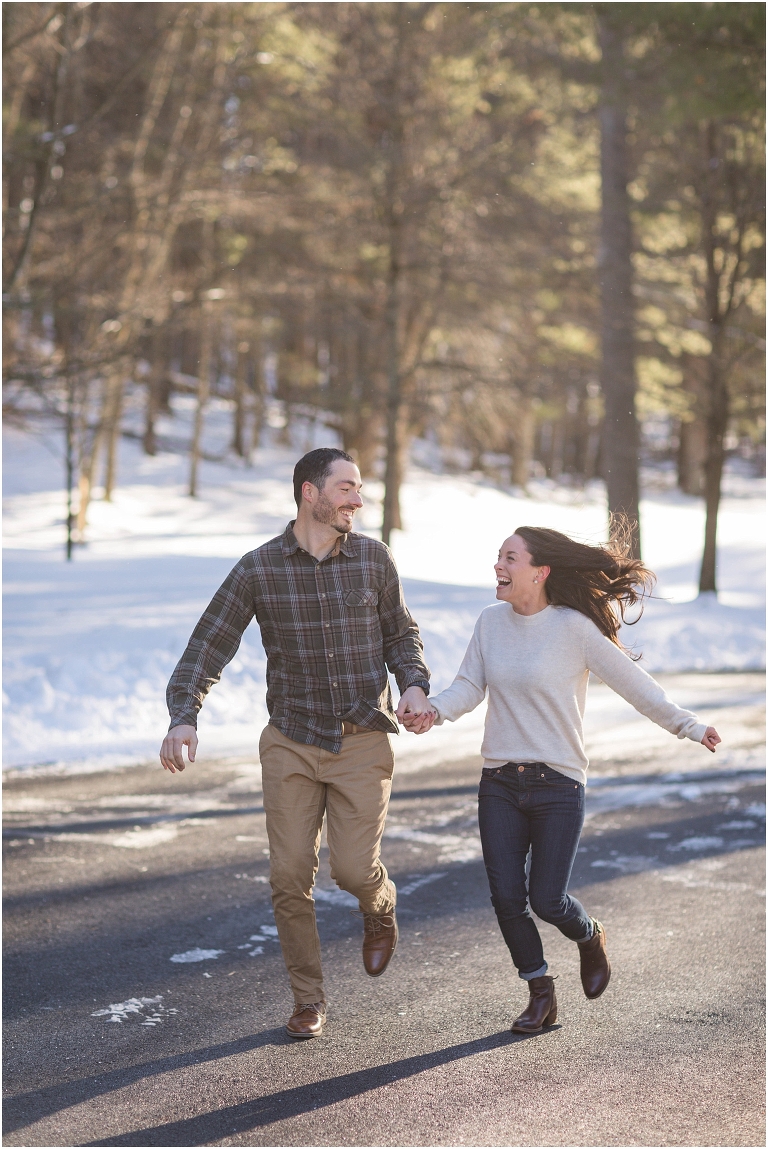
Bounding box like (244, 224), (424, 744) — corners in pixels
(232, 340), (248, 457)
(143, 325), (168, 455)
(699, 348), (728, 593)
(677, 353), (707, 495)
(677, 418), (707, 496)
(65, 373), (76, 561)
(76, 379), (108, 535)
(511, 396), (535, 489)
(102, 372), (125, 501)
(249, 352), (264, 456)
(549, 418), (565, 480)
(343, 404), (382, 478)
(382, 266), (402, 544)
(698, 129), (725, 594)
(189, 303), (213, 498)
(597, 12), (641, 556)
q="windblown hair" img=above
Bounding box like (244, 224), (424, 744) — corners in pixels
(514, 517), (655, 656)
(293, 447), (354, 508)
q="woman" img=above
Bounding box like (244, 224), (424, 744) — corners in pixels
(421, 525), (721, 1034)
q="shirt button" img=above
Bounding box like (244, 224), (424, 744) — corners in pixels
(332, 681), (338, 687)
(541, 773), (545, 778)
(325, 623), (330, 628)
(518, 765), (524, 773)
(320, 593), (326, 598)
(328, 652), (334, 658)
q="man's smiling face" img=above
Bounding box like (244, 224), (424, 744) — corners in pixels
(310, 460), (364, 533)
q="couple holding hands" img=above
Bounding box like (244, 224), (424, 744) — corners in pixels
(161, 448), (720, 1039)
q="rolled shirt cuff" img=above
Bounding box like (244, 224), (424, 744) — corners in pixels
(168, 715), (197, 731)
(403, 677), (430, 695)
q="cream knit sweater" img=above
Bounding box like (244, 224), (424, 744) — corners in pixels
(430, 603), (708, 786)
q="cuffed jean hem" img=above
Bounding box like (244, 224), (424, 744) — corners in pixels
(519, 962), (548, 981)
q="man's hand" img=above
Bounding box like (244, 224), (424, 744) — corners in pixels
(396, 686), (436, 735)
(160, 724), (198, 773)
(701, 726), (721, 753)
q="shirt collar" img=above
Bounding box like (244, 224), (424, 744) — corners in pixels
(282, 521), (357, 560)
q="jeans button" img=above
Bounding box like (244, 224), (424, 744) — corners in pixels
(517, 765), (524, 773)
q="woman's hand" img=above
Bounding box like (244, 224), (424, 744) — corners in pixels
(404, 705), (437, 734)
(701, 727), (721, 753)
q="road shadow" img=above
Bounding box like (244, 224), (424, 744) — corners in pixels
(3, 1027), (289, 1135)
(2, 803), (265, 839)
(3, 789), (764, 1027)
(80, 1028), (553, 1146)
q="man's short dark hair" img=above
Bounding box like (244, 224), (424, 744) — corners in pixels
(293, 448), (355, 509)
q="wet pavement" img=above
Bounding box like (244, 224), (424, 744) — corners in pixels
(3, 678), (765, 1147)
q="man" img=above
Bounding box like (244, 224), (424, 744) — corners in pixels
(160, 448), (432, 1038)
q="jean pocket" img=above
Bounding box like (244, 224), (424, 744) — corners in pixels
(541, 768), (578, 787)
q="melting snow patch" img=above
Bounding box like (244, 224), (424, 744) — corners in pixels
(313, 886), (358, 907)
(399, 872), (448, 896)
(169, 947), (224, 963)
(661, 856), (763, 894)
(234, 872), (268, 882)
(590, 855), (657, 874)
(669, 836), (724, 852)
(745, 803), (766, 819)
(236, 925), (277, 956)
(109, 825), (180, 849)
(91, 995), (177, 1025)
(384, 826), (482, 864)
(718, 820), (758, 830)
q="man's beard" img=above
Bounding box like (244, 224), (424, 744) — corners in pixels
(311, 491), (354, 533)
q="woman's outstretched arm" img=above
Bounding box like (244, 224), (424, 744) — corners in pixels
(429, 620), (488, 724)
(584, 621), (720, 751)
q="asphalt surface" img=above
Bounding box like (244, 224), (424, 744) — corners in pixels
(3, 679), (765, 1147)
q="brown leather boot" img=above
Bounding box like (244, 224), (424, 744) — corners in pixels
(361, 909), (398, 976)
(511, 975), (558, 1033)
(578, 919), (611, 999)
(286, 1001), (326, 1039)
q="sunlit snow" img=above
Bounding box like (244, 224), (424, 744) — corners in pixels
(3, 404), (764, 774)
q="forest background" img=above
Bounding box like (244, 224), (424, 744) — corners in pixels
(3, 0), (765, 590)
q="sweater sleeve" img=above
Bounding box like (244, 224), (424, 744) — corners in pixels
(584, 621), (708, 744)
(429, 618), (487, 724)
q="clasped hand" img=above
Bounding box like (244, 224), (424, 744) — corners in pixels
(395, 685), (437, 735)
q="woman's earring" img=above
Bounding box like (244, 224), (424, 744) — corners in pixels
(533, 578), (538, 584)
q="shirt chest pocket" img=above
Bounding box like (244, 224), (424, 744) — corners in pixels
(344, 588), (379, 608)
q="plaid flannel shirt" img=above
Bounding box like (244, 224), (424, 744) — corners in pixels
(166, 523), (430, 754)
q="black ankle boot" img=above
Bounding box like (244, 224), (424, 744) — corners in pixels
(511, 975), (558, 1033)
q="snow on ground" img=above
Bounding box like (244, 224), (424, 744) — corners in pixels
(3, 398), (765, 774)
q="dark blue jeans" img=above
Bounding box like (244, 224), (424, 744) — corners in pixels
(478, 761), (592, 979)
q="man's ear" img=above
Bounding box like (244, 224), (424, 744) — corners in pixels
(301, 480), (317, 504)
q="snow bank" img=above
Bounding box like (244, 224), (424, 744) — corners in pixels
(3, 409), (764, 773)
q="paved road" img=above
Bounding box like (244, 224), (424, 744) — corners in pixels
(3, 676), (765, 1147)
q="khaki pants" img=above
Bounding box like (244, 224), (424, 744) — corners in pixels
(259, 723), (396, 1004)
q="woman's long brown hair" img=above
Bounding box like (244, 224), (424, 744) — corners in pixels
(514, 517), (656, 656)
